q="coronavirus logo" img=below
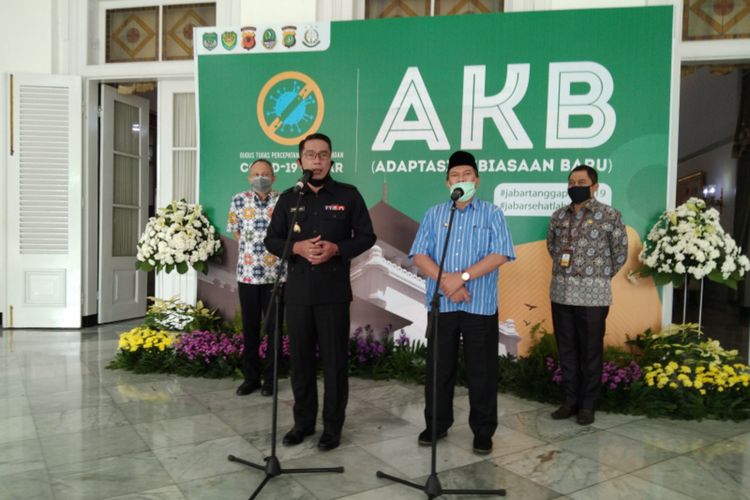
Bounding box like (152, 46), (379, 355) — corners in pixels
(256, 71), (325, 146)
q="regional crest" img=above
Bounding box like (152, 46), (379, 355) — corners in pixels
(241, 26), (256, 50)
(262, 29), (277, 49)
(202, 32), (218, 51)
(221, 31), (237, 50)
(302, 27), (320, 48)
(282, 25), (297, 48)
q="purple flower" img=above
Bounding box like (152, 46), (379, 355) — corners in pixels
(174, 330), (244, 364)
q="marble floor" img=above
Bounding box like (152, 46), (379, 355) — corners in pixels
(2, 321), (750, 500)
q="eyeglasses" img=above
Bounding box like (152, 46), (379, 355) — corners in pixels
(302, 151), (331, 160)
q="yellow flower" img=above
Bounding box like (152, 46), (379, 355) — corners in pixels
(669, 382), (678, 389)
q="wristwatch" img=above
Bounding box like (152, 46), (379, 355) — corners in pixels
(461, 271), (471, 282)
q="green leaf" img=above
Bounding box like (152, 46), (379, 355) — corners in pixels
(651, 272), (675, 287)
(176, 261), (188, 274)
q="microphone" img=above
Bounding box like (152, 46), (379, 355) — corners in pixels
(293, 170), (313, 193)
(450, 187), (464, 201)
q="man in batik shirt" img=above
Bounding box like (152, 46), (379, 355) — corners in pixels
(546, 165), (628, 425)
(227, 159), (285, 396)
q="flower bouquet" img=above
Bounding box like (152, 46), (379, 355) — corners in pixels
(108, 326), (177, 373)
(136, 199), (222, 274)
(173, 330), (244, 378)
(144, 296), (223, 333)
(638, 197), (749, 288)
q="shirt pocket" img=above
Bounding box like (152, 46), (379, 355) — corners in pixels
(472, 226), (492, 258)
(290, 208), (307, 222)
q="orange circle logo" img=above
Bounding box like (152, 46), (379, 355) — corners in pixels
(256, 71), (324, 146)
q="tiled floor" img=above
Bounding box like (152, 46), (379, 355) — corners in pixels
(2, 321), (750, 499)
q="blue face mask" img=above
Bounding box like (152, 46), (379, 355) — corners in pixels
(449, 181), (477, 202)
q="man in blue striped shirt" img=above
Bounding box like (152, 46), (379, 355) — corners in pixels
(409, 150), (516, 455)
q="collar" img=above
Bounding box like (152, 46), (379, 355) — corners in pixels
(455, 195), (479, 211)
(566, 197), (596, 215)
(311, 175), (336, 194)
(252, 190), (277, 205)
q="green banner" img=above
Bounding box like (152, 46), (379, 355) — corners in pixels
(197, 7), (673, 245)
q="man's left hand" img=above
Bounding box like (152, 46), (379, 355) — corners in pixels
(309, 240), (339, 265)
(440, 272), (464, 298)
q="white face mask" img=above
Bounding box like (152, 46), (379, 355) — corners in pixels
(449, 181), (477, 202)
(251, 176), (273, 193)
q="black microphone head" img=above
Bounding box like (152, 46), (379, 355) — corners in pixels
(293, 170), (313, 193)
(451, 187), (464, 201)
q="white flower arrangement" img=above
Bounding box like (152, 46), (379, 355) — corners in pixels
(136, 200), (222, 274)
(638, 197), (750, 288)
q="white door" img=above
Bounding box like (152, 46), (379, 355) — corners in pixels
(155, 79), (198, 305)
(5, 73), (82, 327)
(98, 85), (149, 323)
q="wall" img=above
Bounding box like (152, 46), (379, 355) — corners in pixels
(240, 0), (316, 23)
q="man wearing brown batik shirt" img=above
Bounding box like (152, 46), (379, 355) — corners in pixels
(546, 165), (627, 426)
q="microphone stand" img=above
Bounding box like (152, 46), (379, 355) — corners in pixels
(228, 185), (344, 499)
(376, 198), (505, 498)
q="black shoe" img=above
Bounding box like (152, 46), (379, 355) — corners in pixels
(550, 405), (578, 420)
(260, 385), (273, 397)
(317, 431), (341, 451)
(235, 380), (261, 396)
(473, 436), (493, 455)
(417, 429), (447, 446)
(282, 427), (315, 446)
(576, 409), (595, 426)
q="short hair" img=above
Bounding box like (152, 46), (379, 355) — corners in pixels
(249, 158), (272, 171)
(568, 164), (598, 184)
(298, 133), (332, 156)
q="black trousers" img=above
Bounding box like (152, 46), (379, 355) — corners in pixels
(238, 282), (284, 385)
(286, 302), (350, 434)
(551, 302), (609, 410)
(425, 310), (499, 439)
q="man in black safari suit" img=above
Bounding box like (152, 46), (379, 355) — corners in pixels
(264, 133), (376, 451)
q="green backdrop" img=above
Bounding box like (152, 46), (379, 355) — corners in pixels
(197, 7), (673, 244)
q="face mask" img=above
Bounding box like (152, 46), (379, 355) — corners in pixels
(568, 185), (591, 204)
(450, 181), (477, 203)
(251, 176), (273, 193)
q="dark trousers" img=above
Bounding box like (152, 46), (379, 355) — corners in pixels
(551, 302), (609, 410)
(286, 302), (350, 434)
(238, 282), (284, 386)
(425, 310), (499, 439)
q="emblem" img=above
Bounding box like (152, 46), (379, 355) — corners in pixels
(262, 28), (277, 49)
(302, 27), (320, 48)
(282, 25), (297, 48)
(256, 71), (325, 146)
(202, 32), (218, 51)
(241, 26), (256, 50)
(221, 31), (237, 50)
(293, 222), (301, 233)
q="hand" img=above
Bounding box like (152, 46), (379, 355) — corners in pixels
(309, 240), (339, 265)
(440, 272), (464, 298)
(293, 236), (322, 264)
(449, 286), (471, 303)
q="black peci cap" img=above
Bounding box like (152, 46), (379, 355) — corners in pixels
(447, 150), (478, 175)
